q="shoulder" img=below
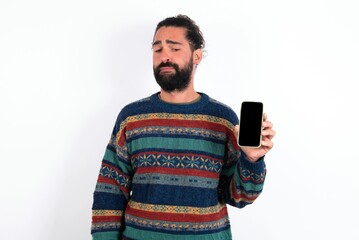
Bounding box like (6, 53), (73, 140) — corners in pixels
(114, 94), (155, 124)
(207, 96), (234, 111)
(121, 96), (152, 115)
(201, 93), (239, 125)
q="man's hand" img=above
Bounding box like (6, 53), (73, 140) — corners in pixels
(235, 113), (276, 162)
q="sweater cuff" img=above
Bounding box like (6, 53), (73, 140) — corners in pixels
(239, 151), (266, 175)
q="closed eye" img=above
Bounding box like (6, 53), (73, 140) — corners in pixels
(153, 47), (163, 53)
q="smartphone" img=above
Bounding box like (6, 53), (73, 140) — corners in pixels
(237, 101), (264, 148)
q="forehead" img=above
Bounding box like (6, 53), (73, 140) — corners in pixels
(153, 26), (189, 45)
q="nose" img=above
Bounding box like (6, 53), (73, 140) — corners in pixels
(161, 57), (171, 63)
(159, 47), (172, 63)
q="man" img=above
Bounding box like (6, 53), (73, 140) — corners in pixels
(91, 15), (275, 240)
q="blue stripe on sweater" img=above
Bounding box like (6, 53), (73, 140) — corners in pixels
(92, 192), (126, 210)
(131, 183), (218, 207)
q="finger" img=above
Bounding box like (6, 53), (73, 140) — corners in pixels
(234, 125), (239, 141)
(261, 138), (274, 149)
(262, 120), (273, 130)
(263, 112), (268, 122)
(262, 129), (276, 139)
(234, 124), (239, 133)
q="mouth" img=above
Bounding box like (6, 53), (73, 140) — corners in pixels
(159, 66), (175, 74)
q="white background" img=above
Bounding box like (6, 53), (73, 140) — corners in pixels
(1, 1), (358, 239)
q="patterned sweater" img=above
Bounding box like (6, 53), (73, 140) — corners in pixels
(91, 92), (266, 240)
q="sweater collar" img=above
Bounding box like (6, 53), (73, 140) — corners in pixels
(150, 92), (209, 112)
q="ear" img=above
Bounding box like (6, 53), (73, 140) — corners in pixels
(193, 49), (203, 65)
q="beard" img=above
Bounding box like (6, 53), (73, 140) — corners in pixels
(153, 57), (194, 92)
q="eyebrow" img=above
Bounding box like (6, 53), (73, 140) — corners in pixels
(152, 39), (183, 47)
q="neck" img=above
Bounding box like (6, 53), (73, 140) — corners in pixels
(159, 87), (200, 104)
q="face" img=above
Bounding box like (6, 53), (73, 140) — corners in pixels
(152, 27), (202, 92)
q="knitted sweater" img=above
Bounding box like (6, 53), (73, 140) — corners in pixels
(91, 93), (266, 240)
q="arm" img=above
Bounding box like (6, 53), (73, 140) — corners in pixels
(218, 113), (274, 207)
(219, 147), (266, 208)
(91, 116), (133, 240)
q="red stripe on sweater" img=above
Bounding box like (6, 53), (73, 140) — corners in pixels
(135, 166), (219, 179)
(127, 119), (228, 131)
(92, 216), (122, 223)
(126, 205), (228, 223)
(117, 129), (127, 147)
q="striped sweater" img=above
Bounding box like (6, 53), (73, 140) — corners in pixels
(91, 92), (266, 240)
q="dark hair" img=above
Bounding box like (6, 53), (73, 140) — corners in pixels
(155, 14), (205, 51)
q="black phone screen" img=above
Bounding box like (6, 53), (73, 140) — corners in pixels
(238, 101), (263, 147)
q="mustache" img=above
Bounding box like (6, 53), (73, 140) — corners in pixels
(155, 62), (179, 72)
(158, 62), (177, 68)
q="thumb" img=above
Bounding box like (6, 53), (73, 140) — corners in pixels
(234, 125), (239, 141)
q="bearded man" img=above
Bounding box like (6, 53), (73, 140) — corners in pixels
(91, 14), (275, 240)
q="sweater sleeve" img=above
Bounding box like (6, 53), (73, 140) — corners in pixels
(91, 115), (133, 240)
(218, 129), (266, 208)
